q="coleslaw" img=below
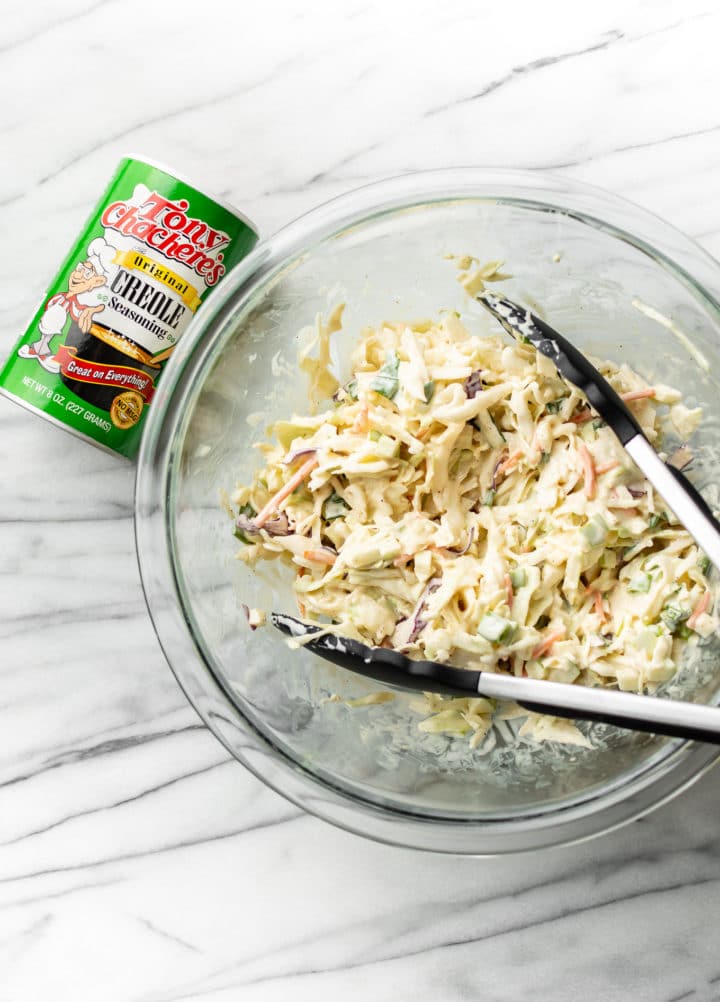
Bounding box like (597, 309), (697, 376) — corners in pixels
(229, 292), (715, 748)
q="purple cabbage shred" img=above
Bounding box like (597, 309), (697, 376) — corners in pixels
(463, 370), (483, 398)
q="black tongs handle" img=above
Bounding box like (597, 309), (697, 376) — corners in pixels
(478, 291), (720, 569)
(272, 614), (720, 745)
(477, 292), (642, 445)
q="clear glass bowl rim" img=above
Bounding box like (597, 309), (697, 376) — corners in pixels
(135, 167), (720, 855)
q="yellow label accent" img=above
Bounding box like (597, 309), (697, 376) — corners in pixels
(112, 250), (202, 311)
(110, 390), (144, 429)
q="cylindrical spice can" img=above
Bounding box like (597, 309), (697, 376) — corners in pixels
(0, 156), (258, 458)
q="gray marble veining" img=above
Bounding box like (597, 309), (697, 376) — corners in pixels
(2, 0), (720, 999)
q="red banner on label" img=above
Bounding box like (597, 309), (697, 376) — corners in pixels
(56, 346), (156, 402)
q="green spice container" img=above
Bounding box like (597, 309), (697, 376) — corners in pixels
(0, 156), (258, 458)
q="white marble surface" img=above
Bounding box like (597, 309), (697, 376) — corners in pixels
(3, 1), (720, 999)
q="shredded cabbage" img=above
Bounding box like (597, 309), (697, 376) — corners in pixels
(230, 305), (715, 748)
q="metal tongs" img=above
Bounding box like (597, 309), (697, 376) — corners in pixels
(477, 292), (720, 570)
(273, 613), (720, 744)
(271, 294), (720, 745)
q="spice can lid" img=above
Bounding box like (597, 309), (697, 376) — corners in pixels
(124, 152), (259, 234)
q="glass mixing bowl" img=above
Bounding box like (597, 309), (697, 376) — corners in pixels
(135, 168), (720, 853)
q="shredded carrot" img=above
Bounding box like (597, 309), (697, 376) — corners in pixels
(297, 600), (307, 617)
(573, 389), (656, 425)
(303, 548), (337, 566)
(254, 455), (319, 528)
(688, 590), (711, 629)
(352, 403), (369, 434)
(594, 459), (618, 476)
(621, 388), (656, 402)
(578, 442), (596, 500)
(504, 572), (514, 610)
(532, 627), (566, 660)
(593, 590), (608, 624)
(393, 553), (413, 567)
(497, 448), (523, 477)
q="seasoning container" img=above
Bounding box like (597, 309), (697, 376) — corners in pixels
(0, 157), (258, 457)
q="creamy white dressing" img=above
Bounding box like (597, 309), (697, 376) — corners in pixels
(232, 308), (715, 748)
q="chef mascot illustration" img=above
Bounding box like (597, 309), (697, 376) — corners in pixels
(18, 237), (117, 374)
